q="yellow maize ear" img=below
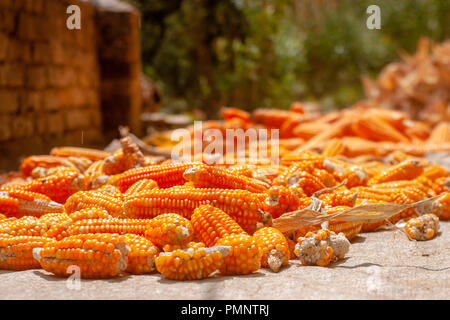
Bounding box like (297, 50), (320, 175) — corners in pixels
(183, 164), (268, 193)
(44, 208), (112, 240)
(294, 229), (350, 267)
(311, 168), (338, 188)
(324, 206), (363, 240)
(37, 233), (130, 279)
(405, 214), (439, 241)
(421, 165), (449, 180)
(215, 234), (261, 275)
(427, 122), (450, 144)
(253, 227), (290, 272)
(14, 167), (87, 203)
(191, 205), (246, 247)
(280, 150), (325, 168)
(20, 155), (68, 177)
(0, 235), (55, 270)
(390, 188), (427, 223)
(321, 138), (347, 158)
(276, 170), (326, 196)
(123, 179), (158, 198)
(430, 193), (450, 220)
(352, 114), (410, 143)
(117, 162), (200, 192)
(123, 234), (159, 274)
(64, 189), (124, 217)
(102, 137), (145, 175)
(433, 177), (450, 195)
(66, 218), (148, 237)
(0, 189), (63, 218)
(145, 213), (194, 248)
(124, 187), (264, 233)
(368, 160), (424, 184)
(323, 159), (368, 188)
(319, 188), (357, 207)
(155, 245), (230, 281)
(0, 216), (50, 237)
(50, 147), (111, 161)
(263, 186), (300, 219)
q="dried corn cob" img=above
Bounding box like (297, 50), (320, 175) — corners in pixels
(145, 213), (193, 248)
(183, 165), (268, 193)
(0, 216), (49, 236)
(44, 208), (112, 240)
(433, 177), (450, 195)
(0, 189), (63, 218)
(427, 122), (450, 144)
(368, 160), (424, 184)
(294, 229), (350, 267)
(124, 187), (264, 232)
(351, 187), (393, 203)
(16, 168), (87, 203)
(191, 205), (246, 247)
(0, 214), (6, 221)
(430, 193), (450, 220)
(324, 206), (363, 240)
(311, 168), (338, 188)
(280, 151), (325, 168)
(0, 235), (55, 270)
(321, 138), (347, 158)
(390, 188), (427, 223)
(263, 186), (300, 219)
(405, 214), (439, 241)
(64, 190), (124, 217)
(117, 162), (199, 191)
(319, 188), (357, 207)
(50, 147), (110, 161)
(123, 234), (159, 274)
(83, 160), (107, 188)
(155, 245), (230, 280)
(20, 156), (67, 176)
(253, 227), (289, 272)
(372, 177), (436, 197)
(323, 159), (368, 188)
(66, 218), (147, 237)
(215, 234), (261, 275)
(283, 170), (326, 196)
(352, 115), (410, 143)
(123, 179), (158, 198)
(37, 233), (130, 278)
(102, 137), (145, 175)
(421, 165), (449, 180)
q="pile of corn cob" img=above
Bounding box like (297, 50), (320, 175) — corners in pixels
(146, 105), (450, 161)
(0, 131), (449, 280)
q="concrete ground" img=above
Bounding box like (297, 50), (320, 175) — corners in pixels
(0, 221), (448, 300)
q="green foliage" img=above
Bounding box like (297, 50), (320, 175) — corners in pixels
(130, 0), (450, 116)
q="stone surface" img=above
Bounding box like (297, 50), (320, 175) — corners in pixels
(0, 221), (449, 300)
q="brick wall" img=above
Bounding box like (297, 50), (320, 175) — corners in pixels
(0, 0), (143, 172)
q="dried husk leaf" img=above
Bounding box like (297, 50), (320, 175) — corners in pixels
(273, 194), (444, 234)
